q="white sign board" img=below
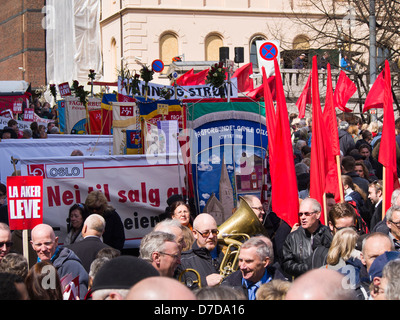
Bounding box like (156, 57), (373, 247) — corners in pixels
(20, 154), (185, 248)
(256, 40), (280, 77)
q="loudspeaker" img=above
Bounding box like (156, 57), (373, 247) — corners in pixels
(234, 47), (244, 63)
(219, 47), (229, 62)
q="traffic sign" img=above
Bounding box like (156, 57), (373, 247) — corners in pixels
(152, 59), (164, 73)
(256, 40), (280, 77)
(259, 42), (278, 61)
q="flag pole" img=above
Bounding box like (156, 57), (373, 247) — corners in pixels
(382, 166), (386, 221)
(323, 192), (328, 225)
(336, 155), (345, 202)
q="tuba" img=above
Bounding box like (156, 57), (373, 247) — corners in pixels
(217, 196), (268, 278)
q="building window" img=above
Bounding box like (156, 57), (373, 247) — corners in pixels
(250, 36), (266, 69)
(160, 33), (179, 68)
(205, 34), (223, 61)
(111, 37), (117, 76)
(293, 35), (310, 50)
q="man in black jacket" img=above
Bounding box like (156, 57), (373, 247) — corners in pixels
(342, 155), (370, 195)
(179, 213), (224, 289)
(66, 214), (113, 273)
(282, 198), (332, 279)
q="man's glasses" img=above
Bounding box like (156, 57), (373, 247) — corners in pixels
(195, 229), (219, 238)
(159, 252), (181, 260)
(0, 242), (13, 248)
(298, 211), (318, 217)
(390, 220), (400, 228)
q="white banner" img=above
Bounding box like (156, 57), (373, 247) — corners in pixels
(0, 116), (51, 131)
(20, 154), (185, 248)
(118, 77), (238, 100)
(0, 138), (113, 184)
(111, 101), (139, 155)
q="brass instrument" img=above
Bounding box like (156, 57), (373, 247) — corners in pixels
(178, 196), (267, 286)
(217, 196), (268, 278)
(178, 268), (202, 288)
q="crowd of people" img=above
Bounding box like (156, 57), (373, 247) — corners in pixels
(0, 107), (400, 301)
(0, 99), (59, 140)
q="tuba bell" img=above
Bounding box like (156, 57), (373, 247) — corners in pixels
(217, 196), (268, 278)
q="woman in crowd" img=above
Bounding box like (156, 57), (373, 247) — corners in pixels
(325, 227), (360, 271)
(64, 203), (89, 245)
(25, 261), (63, 300)
(169, 200), (193, 230)
(85, 191), (125, 251)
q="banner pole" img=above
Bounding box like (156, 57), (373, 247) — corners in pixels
(336, 155), (344, 203)
(22, 229), (29, 268)
(382, 166), (386, 221)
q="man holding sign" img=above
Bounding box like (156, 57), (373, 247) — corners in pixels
(7, 175), (88, 299)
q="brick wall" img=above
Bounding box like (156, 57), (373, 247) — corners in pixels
(0, 0), (46, 90)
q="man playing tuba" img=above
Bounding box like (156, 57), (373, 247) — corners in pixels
(178, 213), (224, 289)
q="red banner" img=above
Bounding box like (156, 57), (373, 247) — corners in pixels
(7, 176), (43, 230)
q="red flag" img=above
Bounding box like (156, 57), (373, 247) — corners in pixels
(379, 60), (400, 214)
(183, 68), (209, 86)
(262, 67), (276, 157)
(232, 62), (254, 92)
(333, 71), (355, 112)
(363, 70), (385, 112)
(246, 76), (276, 100)
(295, 71), (311, 119)
(309, 56), (329, 225)
(86, 109), (102, 135)
(269, 59), (299, 227)
(261, 67), (276, 205)
(323, 64), (343, 203)
(176, 69), (194, 86)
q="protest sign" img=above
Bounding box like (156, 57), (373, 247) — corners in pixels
(20, 154), (185, 248)
(7, 176), (43, 230)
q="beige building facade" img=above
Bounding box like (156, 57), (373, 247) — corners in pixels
(100, 0), (334, 85)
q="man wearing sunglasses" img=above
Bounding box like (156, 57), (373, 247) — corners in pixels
(0, 223), (12, 261)
(179, 213), (224, 289)
(282, 198), (332, 279)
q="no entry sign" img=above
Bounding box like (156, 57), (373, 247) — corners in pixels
(7, 176), (43, 230)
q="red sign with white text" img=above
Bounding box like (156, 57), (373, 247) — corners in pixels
(7, 176), (43, 230)
(24, 108), (34, 122)
(58, 82), (72, 98)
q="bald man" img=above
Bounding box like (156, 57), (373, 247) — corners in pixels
(31, 224), (89, 299)
(126, 276), (196, 300)
(66, 214), (112, 273)
(286, 269), (356, 300)
(179, 213), (224, 288)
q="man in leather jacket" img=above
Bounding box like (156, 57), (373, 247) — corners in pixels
(282, 198), (332, 279)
